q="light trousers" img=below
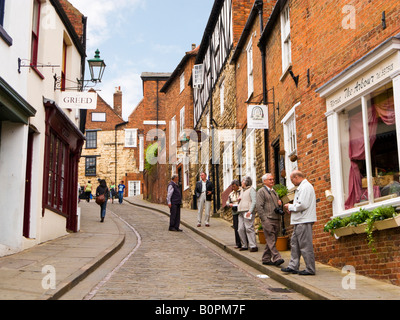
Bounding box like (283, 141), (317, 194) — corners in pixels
(288, 223), (316, 274)
(197, 193), (211, 225)
(238, 211), (257, 249)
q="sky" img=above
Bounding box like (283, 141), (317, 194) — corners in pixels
(68, 0), (215, 120)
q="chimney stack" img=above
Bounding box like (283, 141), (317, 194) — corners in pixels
(113, 86), (122, 117)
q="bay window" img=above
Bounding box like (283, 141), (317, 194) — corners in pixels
(340, 84), (398, 209)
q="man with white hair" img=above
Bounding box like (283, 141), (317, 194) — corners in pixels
(282, 170), (317, 275)
(256, 173), (284, 266)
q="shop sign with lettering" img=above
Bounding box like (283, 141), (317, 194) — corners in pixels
(60, 92), (97, 109)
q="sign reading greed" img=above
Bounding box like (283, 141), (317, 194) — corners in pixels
(60, 92), (97, 109)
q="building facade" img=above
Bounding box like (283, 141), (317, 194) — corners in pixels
(0, 0), (87, 256)
(257, 0), (400, 284)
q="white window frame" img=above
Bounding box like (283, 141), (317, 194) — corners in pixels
(180, 72), (185, 93)
(170, 116), (177, 146)
(124, 129), (137, 147)
(91, 112), (106, 122)
(280, 4), (291, 74)
(246, 38), (254, 98)
(180, 106), (185, 136)
(282, 102), (300, 190)
(139, 134), (144, 172)
(223, 142), (233, 190)
(245, 129), (257, 188)
(183, 156), (189, 191)
(128, 180), (141, 197)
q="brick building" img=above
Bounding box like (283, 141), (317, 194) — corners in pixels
(159, 45), (199, 208)
(131, 73), (171, 204)
(256, 0), (400, 285)
(79, 88), (140, 197)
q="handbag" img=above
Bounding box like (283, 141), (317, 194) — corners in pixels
(96, 193), (106, 205)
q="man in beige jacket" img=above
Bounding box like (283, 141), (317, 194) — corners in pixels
(256, 173), (285, 266)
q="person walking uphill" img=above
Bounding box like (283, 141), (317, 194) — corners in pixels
(282, 170), (317, 275)
(96, 179), (109, 222)
(195, 172), (214, 227)
(256, 173), (284, 267)
(237, 176), (258, 252)
(167, 174), (183, 232)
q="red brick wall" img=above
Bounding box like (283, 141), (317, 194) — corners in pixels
(262, 0), (400, 285)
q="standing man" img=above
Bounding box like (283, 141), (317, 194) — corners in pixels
(256, 174), (285, 267)
(282, 170), (317, 276)
(195, 172), (214, 227)
(167, 174), (182, 232)
(117, 180), (126, 204)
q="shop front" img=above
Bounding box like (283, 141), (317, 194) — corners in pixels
(318, 35), (400, 217)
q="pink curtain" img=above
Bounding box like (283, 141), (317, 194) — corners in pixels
(345, 96), (395, 209)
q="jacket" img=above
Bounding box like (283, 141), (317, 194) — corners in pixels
(237, 186), (256, 213)
(256, 186), (281, 221)
(167, 181), (182, 205)
(195, 179), (214, 201)
(288, 179), (317, 225)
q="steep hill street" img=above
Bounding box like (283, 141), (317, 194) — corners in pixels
(62, 201), (306, 300)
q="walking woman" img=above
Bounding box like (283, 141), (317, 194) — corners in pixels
(227, 180), (242, 248)
(96, 179), (109, 222)
(237, 176), (258, 252)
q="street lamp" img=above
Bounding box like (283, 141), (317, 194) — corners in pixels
(87, 49), (106, 83)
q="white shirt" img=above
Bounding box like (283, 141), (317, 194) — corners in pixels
(288, 179), (317, 225)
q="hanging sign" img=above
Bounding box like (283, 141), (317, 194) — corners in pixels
(60, 91), (97, 109)
(247, 105), (268, 129)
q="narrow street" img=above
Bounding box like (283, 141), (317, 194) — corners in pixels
(61, 201), (307, 300)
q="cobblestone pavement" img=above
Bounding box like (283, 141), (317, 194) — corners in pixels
(86, 202), (306, 300)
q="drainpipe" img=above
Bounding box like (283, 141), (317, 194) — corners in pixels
(256, 0), (269, 173)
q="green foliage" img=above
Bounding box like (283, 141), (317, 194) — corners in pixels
(273, 184), (288, 198)
(324, 206), (397, 253)
(144, 143), (158, 174)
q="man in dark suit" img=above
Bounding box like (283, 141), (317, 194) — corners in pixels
(167, 174), (182, 232)
(256, 173), (284, 267)
(195, 172), (214, 227)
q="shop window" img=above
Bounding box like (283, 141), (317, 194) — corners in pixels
(45, 132), (67, 213)
(340, 84), (399, 209)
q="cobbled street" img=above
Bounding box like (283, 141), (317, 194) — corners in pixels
(73, 201), (306, 300)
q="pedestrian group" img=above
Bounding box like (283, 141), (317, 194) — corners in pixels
(84, 168), (317, 276)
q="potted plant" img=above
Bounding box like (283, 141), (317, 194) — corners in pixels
(257, 224), (266, 244)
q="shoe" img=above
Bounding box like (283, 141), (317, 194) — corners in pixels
(205, 224), (210, 227)
(100, 217), (104, 222)
(281, 267), (298, 274)
(250, 247), (258, 252)
(197, 224), (201, 227)
(176, 229), (183, 232)
(234, 246), (242, 249)
(239, 247), (248, 251)
(168, 227), (177, 231)
(262, 261), (274, 265)
(274, 259), (285, 266)
(298, 270), (315, 276)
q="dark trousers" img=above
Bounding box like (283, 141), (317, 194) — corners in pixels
(232, 214), (241, 247)
(169, 203), (181, 230)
